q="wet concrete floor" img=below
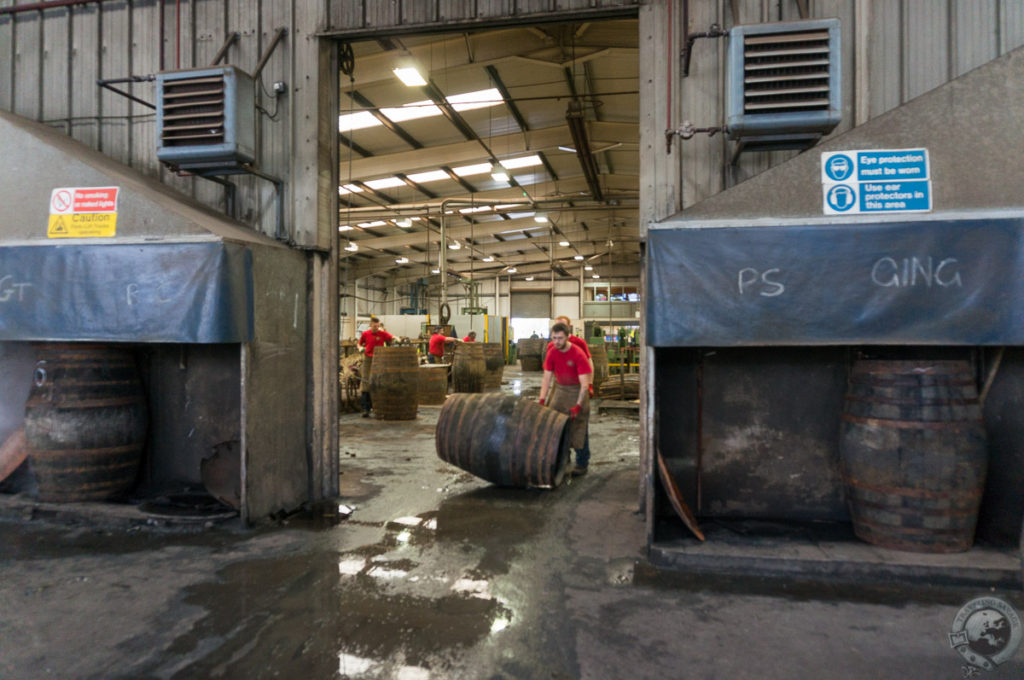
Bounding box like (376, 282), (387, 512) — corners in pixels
(1, 369), (1022, 679)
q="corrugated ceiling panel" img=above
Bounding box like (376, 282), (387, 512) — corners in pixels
(42, 6), (70, 135)
(1001, 0), (1024, 54)
(954, 0), (998, 76)
(902, 0), (950, 100)
(131, 0), (161, 179)
(0, 3), (11, 112)
(13, 11), (41, 120)
(99, 4), (130, 166)
(363, 0), (400, 28)
(70, 3), (101, 149)
(867, 0), (902, 119)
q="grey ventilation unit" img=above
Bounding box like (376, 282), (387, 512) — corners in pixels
(726, 18), (841, 152)
(156, 66), (256, 173)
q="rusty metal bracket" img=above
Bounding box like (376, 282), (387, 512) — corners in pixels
(665, 122), (728, 152)
(680, 23), (728, 78)
(210, 31), (241, 66)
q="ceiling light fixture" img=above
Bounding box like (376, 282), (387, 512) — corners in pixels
(490, 162), (509, 183)
(448, 240), (462, 250)
(339, 225), (353, 232)
(482, 256), (495, 262)
(507, 267), (517, 274)
(525, 276), (534, 281)
(431, 268), (440, 274)
(584, 265), (593, 271)
(392, 66), (427, 87)
(559, 240), (570, 247)
(395, 257), (409, 264)
(533, 211), (549, 223)
(395, 217), (413, 228)
(592, 274), (600, 279)
(344, 242), (359, 252)
(558, 145), (577, 153)
(574, 255), (585, 261)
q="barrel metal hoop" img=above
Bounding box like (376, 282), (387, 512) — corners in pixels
(842, 474), (985, 500)
(840, 414), (983, 429)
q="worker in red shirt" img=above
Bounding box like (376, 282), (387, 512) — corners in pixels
(358, 316), (394, 417)
(538, 321), (593, 476)
(427, 329), (460, 364)
(462, 331), (477, 342)
(545, 315), (594, 396)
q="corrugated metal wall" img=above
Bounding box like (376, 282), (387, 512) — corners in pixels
(642, 0), (1024, 227)
(0, 0), (329, 247)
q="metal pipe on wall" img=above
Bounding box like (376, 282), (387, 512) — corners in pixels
(0, 0), (106, 14)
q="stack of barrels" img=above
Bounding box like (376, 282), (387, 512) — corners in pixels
(452, 343), (486, 393)
(417, 364), (449, 405)
(481, 343), (505, 390)
(587, 341), (609, 392)
(518, 338), (547, 371)
(838, 359), (988, 553)
(24, 343), (148, 502)
(368, 346), (419, 419)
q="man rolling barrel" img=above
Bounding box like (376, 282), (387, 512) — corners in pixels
(538, 321), (593, 476)
(358, 316), (394, 417)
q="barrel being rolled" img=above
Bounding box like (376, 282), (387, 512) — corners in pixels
(452, 343), (486, 393)
(518, 338), (547, 372)
(436, 393), (571, 488)
(24, 344), (148, 502)
(481, 343), (505, 390)
(838, 359), (988, 553)
(369, 346), (419, 419)
(418, 364), (449, 405)
(588, 342), (609, 391)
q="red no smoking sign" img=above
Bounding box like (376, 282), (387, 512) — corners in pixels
(49, 186), (119, 214)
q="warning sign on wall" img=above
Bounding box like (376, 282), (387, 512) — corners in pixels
(48, 186), (119, 238)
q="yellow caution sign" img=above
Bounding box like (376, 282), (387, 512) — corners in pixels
(48, 213), (117, 238)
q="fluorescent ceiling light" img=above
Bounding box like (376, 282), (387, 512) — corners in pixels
(358, 221), (387, 228)
(592, 274), (600, 279)
(482, 256), (495, 262)
(395, 256), (409, 264)
(507, 267), (517, 273)
(339, 88), (501, 132)
(364, 177), (406, 190)
(490, 163), (509, 182)
(558, 145), (577, 153)
(431, 268), (440, 274)
(525, 276), (534, 281)
(574, 255), (585, 261)
(534, 211), (549, 223)
(344, 243), (359, 252)
(448, 240), (461, 250)
(392, 66), (427, 87)
(455, 162), (491, 177)
(500, 155), (542, 170)
(559, 240), (570, 247)
(584, 265), (593, 270)
(395, 217), (413, 228)
(339, 225), (354, 232)
(406, 169), (449, 183)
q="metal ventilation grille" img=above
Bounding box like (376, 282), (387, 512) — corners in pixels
(743, 29), (831, 114)
(159, 75), (226, 147)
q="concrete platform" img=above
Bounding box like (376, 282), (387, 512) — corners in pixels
(650, 518), (1023, 590)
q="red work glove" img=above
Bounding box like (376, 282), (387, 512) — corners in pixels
(538, 398), (545, 406)
(569, 404), (582, 419)
(588, 383), (594, 397)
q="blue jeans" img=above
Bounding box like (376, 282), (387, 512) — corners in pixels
(575, 431), (590, 468)
(428, 354), (440, 364)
